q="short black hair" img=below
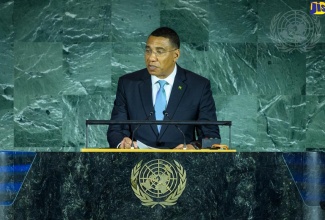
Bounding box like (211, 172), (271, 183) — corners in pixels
(149, 27), (180, 49)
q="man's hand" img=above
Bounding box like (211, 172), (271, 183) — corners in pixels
(174, 144), (196, 150)
(119, 137), (138, 149)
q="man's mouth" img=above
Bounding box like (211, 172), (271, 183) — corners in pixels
(148, 65), (158, 71)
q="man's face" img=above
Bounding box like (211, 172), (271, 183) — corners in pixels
(145, 36), (180, 79)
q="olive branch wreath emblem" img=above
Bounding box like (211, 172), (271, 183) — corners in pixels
(130, 160), (187, 208)
(269, 10), (321, 53)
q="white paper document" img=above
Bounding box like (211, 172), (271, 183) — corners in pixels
(137, 140), (158, 149)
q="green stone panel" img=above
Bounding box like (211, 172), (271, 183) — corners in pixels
(62, 95), (112, 149)
(257, 43), (306, 95)
(306, 43), (325, 95)
(111, 0), (159, 42)
(317, 14), (325, 43)
(13, 72), (66, 149)
(176, 42), (209, 81)
(160, 0), (209, 44)
(257, 95), (306, 151)
(209, 43), (257, 95)
(63, 42), (112, 95)
(111, 42), (145, 95)
(0, 42), (13, 149)
(14, 96), (62, 149)
(14, 69), (66, 111)
(258, 0), (310, 43)
(0, 1), (13, 42)
(306, 95), (325, 149)
(214, 95), (257, 151)
(178, 43), (257, 95)
(0, 88), (13, 149)
(257, 0), (325, 49)
(0, 42), (13, 85)
(13, 0), (63, 42)
(63, 0), (111, 42)
(14, 42), (62, 72)
(14, 42), (64, 149)
(209, 0), (257, 43)
(14, 42), (64, 110)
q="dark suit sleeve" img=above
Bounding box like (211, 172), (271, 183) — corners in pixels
(107, 77), (131, 147)
(196, 80), (221, 141)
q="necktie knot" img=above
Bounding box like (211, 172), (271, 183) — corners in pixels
(158, 80), (167, 88)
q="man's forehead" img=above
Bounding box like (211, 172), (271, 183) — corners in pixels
(146, 36), (171, 48)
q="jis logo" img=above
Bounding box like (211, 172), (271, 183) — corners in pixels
(310, 2), (325, 15)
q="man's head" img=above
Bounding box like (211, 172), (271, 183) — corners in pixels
(145, 27), (180, 79)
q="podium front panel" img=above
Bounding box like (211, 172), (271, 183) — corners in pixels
(1, 152), (324, 219)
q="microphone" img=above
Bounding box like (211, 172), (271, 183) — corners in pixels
(131, 111), (154, 149)
(163, 111), (187, 150)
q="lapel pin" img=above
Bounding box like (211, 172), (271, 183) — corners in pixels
(178, 86), (182, 90)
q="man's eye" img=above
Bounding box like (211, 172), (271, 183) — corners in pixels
(156, 50), (164, 55)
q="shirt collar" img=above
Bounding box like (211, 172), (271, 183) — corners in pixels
(151, 64), (177, 86)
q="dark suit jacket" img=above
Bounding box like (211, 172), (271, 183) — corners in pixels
(107, 64), (220, 148)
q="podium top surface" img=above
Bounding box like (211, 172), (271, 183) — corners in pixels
(81, 148), (236, 153)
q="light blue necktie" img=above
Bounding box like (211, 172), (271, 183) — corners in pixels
(155, 80), (167, 132)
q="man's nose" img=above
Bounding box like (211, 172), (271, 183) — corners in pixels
(148, 52), (158, 61)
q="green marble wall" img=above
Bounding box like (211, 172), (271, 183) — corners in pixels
(0, 0), (324, 151)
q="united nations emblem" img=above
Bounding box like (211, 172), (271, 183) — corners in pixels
(130, 159), (187, 208)
(270, 10), (321, 53)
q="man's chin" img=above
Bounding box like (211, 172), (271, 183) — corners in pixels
(147, 68), (159, 76)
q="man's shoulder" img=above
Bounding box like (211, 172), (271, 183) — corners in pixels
(178, 66), (209, 83)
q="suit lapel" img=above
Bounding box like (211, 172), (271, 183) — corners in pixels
(159, 66), (187, 137)
(138, 71), (159, 136)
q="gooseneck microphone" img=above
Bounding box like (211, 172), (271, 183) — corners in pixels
(163, 111), (187, 150)
(131, 111), (154, 149)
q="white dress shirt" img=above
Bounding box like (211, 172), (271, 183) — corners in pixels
(151, 64), (177, 106)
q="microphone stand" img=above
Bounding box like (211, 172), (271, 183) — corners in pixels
(163, 111), (187, 150)
(131, 112), (154, 149)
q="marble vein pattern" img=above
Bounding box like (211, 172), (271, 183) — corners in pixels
(0, 0), (323, 150)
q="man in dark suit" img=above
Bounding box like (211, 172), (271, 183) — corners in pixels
(107, 27), (220, 149)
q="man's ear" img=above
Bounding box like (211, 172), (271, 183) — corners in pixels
(174, 49), (180, 62)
